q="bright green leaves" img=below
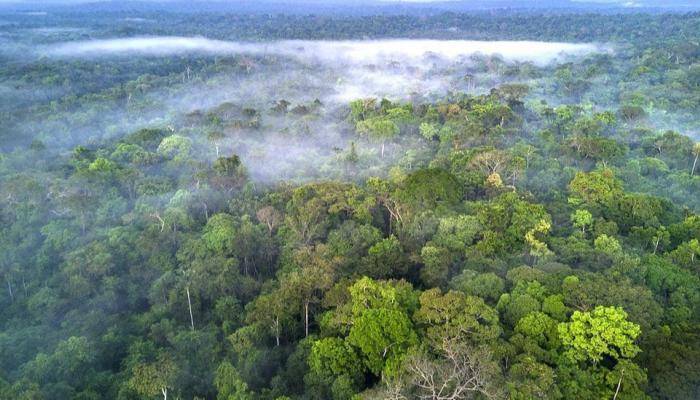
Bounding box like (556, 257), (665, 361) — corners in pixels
(157, 134), (192, 161)
(571, 209), (593, 235)
(510, 311), (561, 362)
(308, 335), (366, 399)
(475, 191), (552, 256)
(347, 308), (418, 376)
(312, 277), (419, 379)
(111, 143), (153, 165)
(432, 215), (481, 253)
(308, 337), (363, 380)
(525, 218), (554, 261)
(202, 213), (238, 255)
(558, 306), (641, 364)
(128, 353), (178, 400)
(594, 234), (623, 256)
(417, 212), (482, 287)
(352, 100), (413, 159)
(419, 122), (439, 141)
(356, 117), (399, 158)
(497, 281), (547, 326)
(215, 361), (253, 400)
(87, 157), (117, 173)
(348, 98), (376, 122)
(413, 288), (501, 348)
(515, 312), (559, 348)
(347, 276), (418, 317)
(569, 168), (623, 209)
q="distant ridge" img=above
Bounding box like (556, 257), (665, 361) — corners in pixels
(0, 0), (698, 15)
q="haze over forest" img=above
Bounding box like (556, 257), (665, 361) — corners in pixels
(0, 1), (699, 400)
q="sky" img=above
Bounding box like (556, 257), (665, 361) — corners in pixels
(0, 0), (694, 6)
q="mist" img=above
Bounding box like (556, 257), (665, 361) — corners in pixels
(27, 37), (607, 182)
(45, 37), (605, 66)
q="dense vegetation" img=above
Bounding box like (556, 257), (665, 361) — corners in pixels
(1, 8), (700, 400)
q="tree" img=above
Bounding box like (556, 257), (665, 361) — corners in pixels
(568, 169), (623, 210)
(348, 307), (418, 377)
(525, 219), (554, 262)
(157, 134), (192, 162)
(510, 311), (560, 363)
(128, 354), (178, 400)
(207, 130), (225, 157)
(571, 209), (593, 235)
(202, 213), (238, 256)
(419, 122), (439, 141)
(561, 273), (662, 331)
(246, 292), (294, 347)
(349, 98), (376, 122)
(692, 142), (700, 176)
(368, 236), (405, 274)
(419, 245), (451, 288)
(210, 155), (247, 193)
(470, 149), (509, 176)
(413, 288), (501, 349)
(346, 277), (418, 317)
(308, 337), (364, 382)
(496, 282), (544, 327)
(256, 206), (282, 236)
(558, 306), (641, 364)
(594, 234), (622, 258)
(496, 83), (530, 107)
(215, 361), (253, 400)
(618, 105), (646, 123)
(431, 215), (481, 253)
(395, 169), (463, 215)
(507, 356), (560, 400)
(450, 270), (504, 304)
(630, 226), (669, 254)
(23, 336), (96, 391)
(356, 117), (399, 158)
(280, 264), (333, 338)
(394, 339), (503, 400)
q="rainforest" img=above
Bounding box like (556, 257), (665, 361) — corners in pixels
(1, 1), (699, 399)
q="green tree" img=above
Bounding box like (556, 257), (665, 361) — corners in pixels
(128, 354), (178, 400)
(507, 356), (560, 400)
(308, 337), (363, 382)
(215, 362), (253, 400)
(568, 169), (623, 211)
(413, 288), (501, 348)
(571, 209), (593, 235)
(347, 307), (418, 377)
(450, 270), (505, 304)
(356, 117), (399, 158)
(558, 306), (640, 364)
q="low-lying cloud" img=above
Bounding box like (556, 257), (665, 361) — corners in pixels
(19, 36), (613, 182)
(45, 37), (606, 66)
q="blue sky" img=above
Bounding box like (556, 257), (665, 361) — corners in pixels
(0, 0), (695, 8)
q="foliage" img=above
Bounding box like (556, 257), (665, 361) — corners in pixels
(1, 8), (699, 400)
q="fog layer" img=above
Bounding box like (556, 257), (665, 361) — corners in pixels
(45, 37), (605, 66)
(13, 37), (609, 182)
